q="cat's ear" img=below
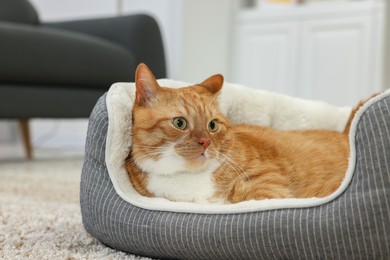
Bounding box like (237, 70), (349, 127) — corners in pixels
(135, 63), (160, 106)
(200, 74), (224, 94)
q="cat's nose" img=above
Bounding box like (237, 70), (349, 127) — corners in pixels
(198, 137), (211, 149)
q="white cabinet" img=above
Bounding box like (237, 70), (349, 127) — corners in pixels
(300, 16), (372, 105)
(231, 2), (385, 106)
(232, 23), (299, 96)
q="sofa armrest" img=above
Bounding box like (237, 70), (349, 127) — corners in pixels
(0, 22), (136, 88)
(0, 0), (39, 25)
(43, 14), (166, 79)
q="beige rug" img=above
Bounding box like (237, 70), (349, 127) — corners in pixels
(0, 158), (150, 259)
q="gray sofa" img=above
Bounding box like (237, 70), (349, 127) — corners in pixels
(0, 0), (166, 158)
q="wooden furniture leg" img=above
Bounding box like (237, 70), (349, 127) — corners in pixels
(19, 119), (32, 159)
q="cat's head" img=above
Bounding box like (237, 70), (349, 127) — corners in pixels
(131, 64), (231, 176)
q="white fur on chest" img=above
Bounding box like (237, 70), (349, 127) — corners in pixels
(147, 169), (217, 204)
(137, 144), (221, 203)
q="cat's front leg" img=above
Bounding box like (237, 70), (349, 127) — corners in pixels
(208, 196), (228, 205)
(227, 172), (294, 203)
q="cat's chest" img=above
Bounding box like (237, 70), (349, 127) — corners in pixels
(147, 171), (216, 204)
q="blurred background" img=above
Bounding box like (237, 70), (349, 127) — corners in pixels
(0, 0), (388, 161)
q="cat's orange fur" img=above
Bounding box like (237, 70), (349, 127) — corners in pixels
(126, 64), (365, 204)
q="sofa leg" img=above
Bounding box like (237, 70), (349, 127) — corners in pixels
(19, 119), (32, 159)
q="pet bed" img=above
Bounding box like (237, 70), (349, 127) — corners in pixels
(81, 80), (390, 259)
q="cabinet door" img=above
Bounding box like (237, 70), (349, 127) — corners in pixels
(299, 16), (372, 106)
(231, 23), (299, 96)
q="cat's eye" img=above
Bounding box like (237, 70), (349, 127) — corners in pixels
(208, 120), (219, 132)
(172, 117), (188, 130)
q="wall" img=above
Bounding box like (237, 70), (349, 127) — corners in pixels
(175, 0), (237, 83)
(29, 0), (117, 20)
(0, 122), (17, 142)
(120, 0), (238, 83)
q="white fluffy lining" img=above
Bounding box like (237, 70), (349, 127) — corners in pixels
(104, 79), (384, 214)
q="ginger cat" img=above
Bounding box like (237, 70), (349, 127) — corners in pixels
(126, 64), (357, 204)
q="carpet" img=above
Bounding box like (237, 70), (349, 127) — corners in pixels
(0, 158), (150, 259)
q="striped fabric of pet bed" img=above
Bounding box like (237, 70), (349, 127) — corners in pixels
(81, 85), (390, 259)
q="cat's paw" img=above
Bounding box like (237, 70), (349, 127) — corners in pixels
(207, 197), (228, 205)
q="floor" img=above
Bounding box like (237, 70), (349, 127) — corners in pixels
(0, 119), (87, 162)
(0, 141), (84, 162)
(0, 157), (147, 259)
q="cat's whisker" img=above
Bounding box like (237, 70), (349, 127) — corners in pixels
(134, 145), (166, 150)
(138, 151), (164, 157)
(220, 153), (249, 177)
(134, 151), (165, 161)
(213, 157), (248, 189)
(208, 151), (246, 186)
(216, 152), (250, 184)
